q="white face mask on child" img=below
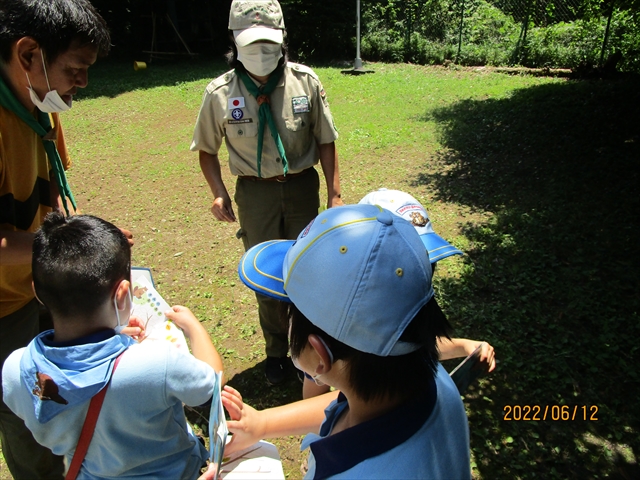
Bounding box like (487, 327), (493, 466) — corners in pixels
(113, 287), (132, 334)
(237, 42), (283, 77)
(291, 336), (334, 386)
(25, 51), (72, 113)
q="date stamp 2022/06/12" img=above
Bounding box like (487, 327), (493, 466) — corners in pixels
(503, 405), (599, 421)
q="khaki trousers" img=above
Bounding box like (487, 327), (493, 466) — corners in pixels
(235, 168), (320, 357)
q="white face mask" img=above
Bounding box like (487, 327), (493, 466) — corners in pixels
(237, 42), (283, 77)
(25, 51), (72, 112)
(290, 335), (334, 386)
(113, 287), (132, 334)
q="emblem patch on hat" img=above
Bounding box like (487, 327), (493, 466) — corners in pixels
(292, 96), (310, 114)
(300, 218), (315, 238)
(228, 97), (245, 109)
(409, 211), (427, 227)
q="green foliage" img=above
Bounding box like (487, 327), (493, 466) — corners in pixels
(89, 0), (639, 72)
(607, 8), (640, 71)
(524, 18), (605, 68)
(360, 0), (640, 70)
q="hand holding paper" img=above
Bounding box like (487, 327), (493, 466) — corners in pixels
(129, 276), (188, 350)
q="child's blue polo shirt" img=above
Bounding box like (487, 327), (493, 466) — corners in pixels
(301, 364), (471, 479)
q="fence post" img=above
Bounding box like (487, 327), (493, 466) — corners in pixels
(512, 0), (532, 66)
(355, 0), (363, 69)
(405, 2), (413, 62)
(599, 1), (615, 67)
(456, 0), (465, 63)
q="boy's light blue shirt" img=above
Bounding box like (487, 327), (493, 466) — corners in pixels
(301, 364), (471, 480)
(3, 330), (217, 479)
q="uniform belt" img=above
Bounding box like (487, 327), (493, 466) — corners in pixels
(238, 167), (312, 183)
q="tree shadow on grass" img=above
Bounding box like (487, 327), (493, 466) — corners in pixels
(417, 75), (640, 478)
(227, 360), (303, 410)
(76, 57), (229, 100)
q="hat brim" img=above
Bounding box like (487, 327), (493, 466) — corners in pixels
(421, 233), (464, 263)
(238, 240), (293, 302)
(233, 27), (283, 47)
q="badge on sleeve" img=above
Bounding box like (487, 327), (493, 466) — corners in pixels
(228, 97), (245, 109)
(292, 96), (310, 114)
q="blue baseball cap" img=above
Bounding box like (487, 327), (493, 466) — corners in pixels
(238, 204), (439, 356)
(359, 189), (464, 263)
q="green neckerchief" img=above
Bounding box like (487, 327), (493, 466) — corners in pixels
(235, 67), (288, 178)
(0, 75), (76, 215)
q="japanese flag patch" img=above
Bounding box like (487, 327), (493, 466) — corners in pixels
(228, 97), (245, 109)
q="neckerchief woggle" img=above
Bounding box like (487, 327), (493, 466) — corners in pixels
(235, 67), (288, 178)
(0, 75), (76, 215)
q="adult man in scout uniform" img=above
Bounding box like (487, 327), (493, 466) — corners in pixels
(191, 0), (343, 385)
(0, 1), (112, 477)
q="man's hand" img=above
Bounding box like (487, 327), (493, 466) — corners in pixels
(327, 193), (344, 209)
(211, 196), (236, 223)
(199, 151), (236, 223)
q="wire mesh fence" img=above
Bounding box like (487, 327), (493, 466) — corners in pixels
(360, 0), (639, 72)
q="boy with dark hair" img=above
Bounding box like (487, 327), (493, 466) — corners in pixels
(0, 1), (118, 476)
(296, 188), (497, 400)
(2, 213), (223, 479)
(227, 204), (471, 479)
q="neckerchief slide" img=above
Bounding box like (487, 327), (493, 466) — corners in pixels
(235, 67), (288, 178)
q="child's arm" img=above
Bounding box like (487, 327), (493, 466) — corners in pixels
(438, 338), (496, 372)
(121, 316), (145, 341)
(165, 306), (225, 382)
(221, 385), (339, 454)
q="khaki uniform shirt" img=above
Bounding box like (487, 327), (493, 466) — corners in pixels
(191, 62), (338, 178)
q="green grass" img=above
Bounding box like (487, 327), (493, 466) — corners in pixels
(2, 58), (638, 478)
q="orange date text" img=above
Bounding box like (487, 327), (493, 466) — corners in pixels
(503, 405), (599, 421)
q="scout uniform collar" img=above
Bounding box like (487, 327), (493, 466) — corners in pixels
(0, 75), (76, 215)
(235, 66), (288, 178)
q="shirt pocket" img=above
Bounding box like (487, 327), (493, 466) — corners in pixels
(225, 121), (258, 139)
(284, 114), (310, 133)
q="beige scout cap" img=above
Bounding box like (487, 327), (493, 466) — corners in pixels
(229, 0), (285, 47)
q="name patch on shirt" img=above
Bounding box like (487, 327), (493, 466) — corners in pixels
(292, 96), (310, 114)
(228, 97), (245, 109)
(228, 118), (253, 125)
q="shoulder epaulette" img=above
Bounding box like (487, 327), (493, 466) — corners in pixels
(287, 62), (319, 81)
(206, 70), (236, 93)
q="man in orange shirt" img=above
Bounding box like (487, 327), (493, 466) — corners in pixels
(0, 1), (114, 477)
